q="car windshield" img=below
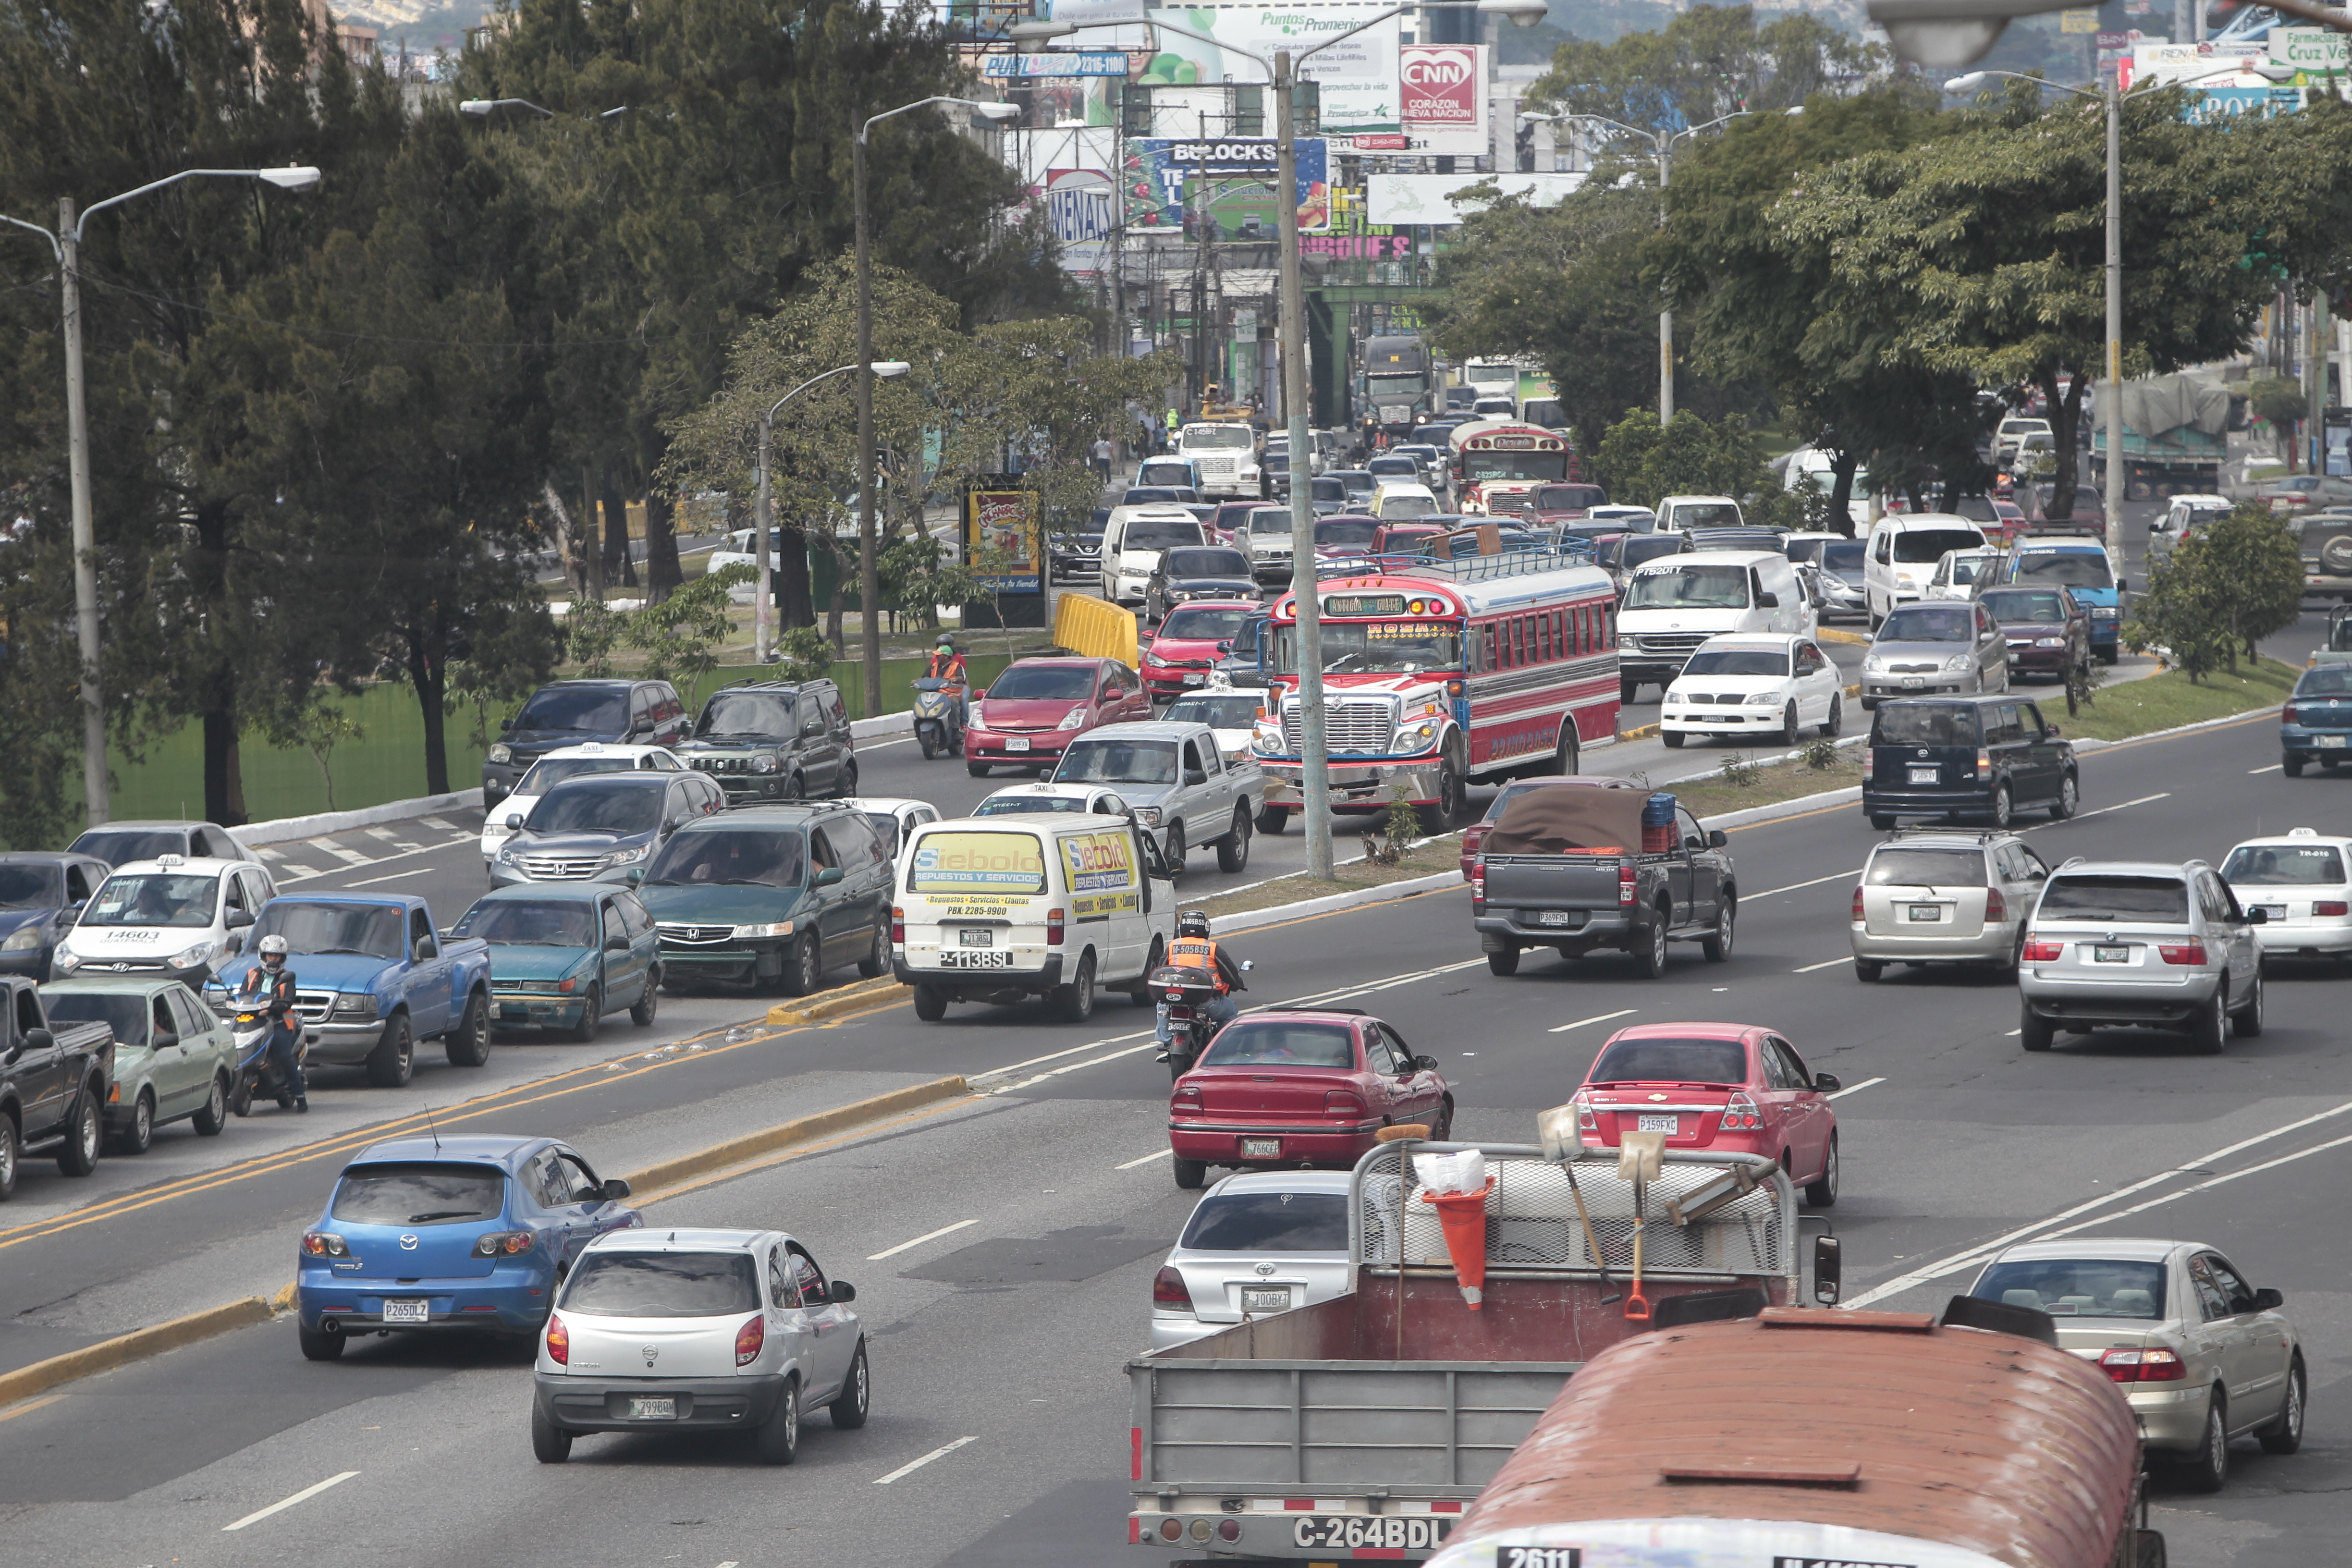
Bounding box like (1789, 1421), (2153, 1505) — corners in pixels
(1368, 458), (1418, 478)
(975, 794), (1095, 815)
(1668, 503), (1740, 529)
(43, 992), (152, 1045)
(514, 687), (627, 732)
(1124, 487), (1186, 504)
(1165, 695), (1262, 730)
(251, 901), (408, 958)
(1274, 622), (1462, 675)
(1892, 528), (1985, 564)
(0, 865), (61, 909)
(1247, 508), (1294, 536)
(2222, 843), (2347, 885)
(1972, 1258), (2166, 1319)
(1982, 590), (2069, 624)
(1179, 1191), (1349, 1252)
(525, 781), (664, 836)
(81, 873), (218, 929)
(1880, 606), (1974, 643)
(643, 827), (805, 888)
(1126, 519), (1204, 551)
(1535, 485), (1605, 511)
(1138, 465), (1193, 486)
(2039, 874), (2190, 923)
(1315, 518), (1382, 546)
(1623, 565), (1749, 612)
(1200, 1022), (1356, 1068)
(1587, 1037), (1748, 1087)
(452, 897), (599, 946)
(1167, 548), (1250, 577)
(1376, 494), (1435, 520)
(1334, 472), (1375, 496)
(988, 665), (1096, 701)
(2015, 551), (2113, 588)
(560, 1251), (761, 1317)
(695, 690), (796, 740)
(68, 829), (190, 864)
(331, 1163), (506, 1226)
(517, 757), (641, 794)
(1262, 455), (1289, 475)
(2296, 665), (2352, 695)
(1681, 649), (1788, 677)
(1057, 739), (1178, 785)
(1818, 541), (1865, 572)
(1866, 848), (1987, 887)
(1157, 606), (1255, 642)
(1872, 704), (1979, 745)
(1184, 425), (1253, 449)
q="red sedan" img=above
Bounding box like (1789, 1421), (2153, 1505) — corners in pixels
(1168, 1009), (1453, 1190)
(1141, 601), (1261, 700)
(964, 656), (1151, 778)
(1569, 1023), (1842, 1206)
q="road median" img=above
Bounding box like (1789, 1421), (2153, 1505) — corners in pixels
(766, 975), (903, 1028)
(0, 1295), (274, 1412)
(625, 1074), (970, 1198)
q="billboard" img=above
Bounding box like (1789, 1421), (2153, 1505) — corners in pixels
(965, 490), (1044, 597)
(1122, 136), (1331, 235)
(1366, 171), (1583, 226)
(1398, 43), (1487, 156)
(1140, 5), (1403, 133)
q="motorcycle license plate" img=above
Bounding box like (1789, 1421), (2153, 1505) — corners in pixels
(1004, 736), (1031, 752)
(1636, 1115), (1678, 1133)
(938, 950), (1013, 969)
(957, 929), (994, 948)
(1241, 1138), (1282, 1158)
(1909, 905), (1942, 922)
(628, 1397), (676, 1420)
(382, 1299), (429, 1324)
(1241, 1287), (1291, 1312)
(1908, 765), (1939, 784)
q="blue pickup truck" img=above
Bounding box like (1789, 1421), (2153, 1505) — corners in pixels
(206, 894), (493, 1089)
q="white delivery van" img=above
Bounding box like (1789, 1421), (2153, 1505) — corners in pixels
(1370, 481), (1440, 521)
(894, 813), (1176, 1023)
(1863, 513), (1989, 625)
(1100, 507), (1208, 605)
(1614, 550), (1813, 699)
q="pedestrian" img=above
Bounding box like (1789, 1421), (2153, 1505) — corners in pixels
(1092, 435), (1115, 483)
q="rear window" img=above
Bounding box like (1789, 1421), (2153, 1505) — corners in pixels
(1865, 848), (1987, 887)
(1871, 704), (1980, 746)
(1878, 605), (1973, 643)
(1587, 1037), (1747, 1087)
(1166, 548), (1250, 577)
(974, 795), (1092, 816)
(1891, 527), (1985, 564)
(331, 1163), (507, 1226)
(42, 992), (151, 1045)
(2221, 843), (2347, 885)
(1180, 1191), (1349, 1252)
(987, 664), (1096, 701)
(1127, 519), (1205, 551)
(2038, 874), (2190, 924)
(1972, 1258), (2165, 1319)
(1200, 1022), (1356, 1068)
(1535, 485), (1605, 511)
(2014, 551), (2113, 589)
(560, 1251), (760, 1318)
(906, 831), (1047, 894)
(2294, 665), (2352, 696)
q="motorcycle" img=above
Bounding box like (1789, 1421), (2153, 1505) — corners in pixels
(227, 999), (313, 1117)
(911, 676), (966, 761)
(1151, 958), (1251, 1081)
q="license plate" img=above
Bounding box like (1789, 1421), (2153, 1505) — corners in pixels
(1636, 1114), (1679, 1133)
(1535, 910), (1575, 927)
(1241, 1286), (1291, 1312)
(937, 949), (1014, 969)
(1181, 673), (1204, 685)
(2257, 906), (2288, 922)
(1241, 1137), (1282, 1158)
(1909, 905), (1942, 922)
(1285, 1514), (1456, 1552)
(2321, 735), (2348, 749)
(1908, 765), (1939, 784)
(382, 1299), (428, 1324)
(957, 928), (994, 948)
(2094, 945), (2131, 963)
(1901, 676), (1925, 689)
(627, 1397), (675, 1420)
(1004, 735), (1032, 752)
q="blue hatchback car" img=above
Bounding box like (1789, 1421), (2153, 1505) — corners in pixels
(296, 1134), (642, 1360)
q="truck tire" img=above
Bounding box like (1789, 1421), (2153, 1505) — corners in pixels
(56, 1085), (100, 1177)
(1163, 822), (1187, 878)
(1216, 807), (1251, 872)
(1052, 953), (1097, 1024)
(444, 991), (491, 1067)
(912, 984), (948, 1022)
(367, 1012), (416, 1088)
(1633, 908), (1669, 979)
(1436, 762), (1465, 827)
(1486, 946), (1520, 977)
(1254, 805), (1290, 834)
(0, 1113), (18, 1200)
(1702, 896), (1735, 963)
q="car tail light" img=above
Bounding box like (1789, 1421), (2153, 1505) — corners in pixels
(1618, 862), (1637, 906)
(2021, 934), (2065, 962)
(2319, 901), (2350, 917)
(2099, 1346), (2187, 1383)
(1851, 886), (1864, 921)
(1153, 1266), (1195, 1312)
(1323, 1090), (1367, 1116)
(891, 905), (904, 944)
(1470, 862), (1485, 907)
(1984, 888), (2006, 922)
(1862, 749), (1874, 781)
(1571, 1088), (1597, 1133)
(545, 1313), (569, 1365)
(2283, 703), (2300, 724)
(471, 1230), (537, 1258)
(735, 1314), (765, 1366)
(1464, 825), (1489, 857)
(1159, 1519), (1185, 1541)
(1975, 747), (1991, 776)
(2158, 941), (2208, 966)
(1217, 1519), (1241, 1542)
(1047, 908), (1066, 947)
(1172, 1082), (1202, 1108)
(302, 1231), (349, 1258)
(1720, 1091), (1762, 1132)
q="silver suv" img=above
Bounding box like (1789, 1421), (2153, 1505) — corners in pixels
(2019, 859), (2266, 1052)
(1851, 830), (2050, 980)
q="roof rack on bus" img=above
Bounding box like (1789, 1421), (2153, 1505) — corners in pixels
(1383, 547), (1599, 582)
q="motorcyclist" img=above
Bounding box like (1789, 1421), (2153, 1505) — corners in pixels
(242, 933), (307, 1113)
(912, 634), (968, 744)
(1155, 908), (1245, 1061)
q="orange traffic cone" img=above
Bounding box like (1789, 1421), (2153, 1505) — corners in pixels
(1419, 1177), (1496, 1310)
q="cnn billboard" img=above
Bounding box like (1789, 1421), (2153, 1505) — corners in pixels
(1399, 43), (1488, 153)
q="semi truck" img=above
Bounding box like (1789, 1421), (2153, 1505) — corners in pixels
(2089, 372), (2230, 501)
(1361, 335), (1434, 438)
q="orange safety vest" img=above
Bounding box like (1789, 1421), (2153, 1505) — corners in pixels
(928, 650), (966, 683)
(1167, 936), (1226, 993)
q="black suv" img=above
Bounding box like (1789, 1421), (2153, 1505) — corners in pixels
(674, 680), (857, 802)
(1862, 694), (2079, 831)
(485, 679), (687, 807)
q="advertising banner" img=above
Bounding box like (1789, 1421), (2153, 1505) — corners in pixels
(1398, 42), (1488, 156)
(983, 51), (1130, 75)
(2123, 39), (2265, 89)
(1141, 5), (1403, 132)
(965, 490), (1045, 596)
(1365, 171), (1583, 226)
(1122, 136), (1331, 235)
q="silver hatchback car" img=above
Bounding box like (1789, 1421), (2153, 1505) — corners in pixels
(2018, 859), (2266, 1051)
(1150, 1170), (1352, 1350)
(1851, 830), (2050, 980)
(1964, 1238), (2304, 1492)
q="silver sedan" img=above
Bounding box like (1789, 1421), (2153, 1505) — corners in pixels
(1150, 1170), (1352, 1350)
(1860, 600), (2009, 709)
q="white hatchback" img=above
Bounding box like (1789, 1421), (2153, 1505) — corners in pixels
(1660, 633), (1844, 748)
(1924, 546), (2005, 600)
(2220, 828), (2352, 961)
(1151, 1170), (1353, 1350)
(479, 744), (683, 870)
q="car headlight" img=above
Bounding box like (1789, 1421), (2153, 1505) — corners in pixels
(750, 754), (779, 773)
(489, 744), (513, 765)
(1252, 724), (1283, 755)
(1133, 806), (1162, 825)
(966, 704), (985, 729)
(1144, 651), (1166, 668)
(172, 942), (216, 969)
(1057, 708), (1088, 730)
(1943, 654), (1973, 673)
(0, 926), (42, 953)
(51, 947), (82, 973)
(1864, 654), (1888, 674)
(606, 845), (649, 867)
(496, 845), (521, 865)
(1745, 692), (1780, 706)
(2036, 636), (2067, 648)
(735, 921), (793, 939)
(1393, 719), (1438, 751)
(335, 992), (377, 1017)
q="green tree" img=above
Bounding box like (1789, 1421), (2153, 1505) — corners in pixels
(1591, 407), (1768, 506)
(628, 564), (755, 710)
(2121, 506), (2300, 680)
(2248, 377), (2307, 464)
(1535, 4), (1886, 129)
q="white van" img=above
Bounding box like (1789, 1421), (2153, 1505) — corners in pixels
(1614, 550), (1813, 698)
(1654, 495), (1744, 533)
(1099, 507), (1207, 605)
(894, 813), (1176, 1023)
(1780, 448), (1875, 527)
(1371, 481), (1440, 521)
(1863, 513), (1989, 625)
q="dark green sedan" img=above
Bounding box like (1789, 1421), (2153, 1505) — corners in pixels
(637, 802), (894, 996)
(450, 884), (662, 1043)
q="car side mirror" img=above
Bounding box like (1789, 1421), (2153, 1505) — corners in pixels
(412, 937), (433, 963)
(1756, 591), (1778, 608)
(1215, 640), (1233, 654)
(1183, 768), (1208, 786)
(2253, 1286), (2284, 1311)
(801, 718), (826, 737)
(500, 716), (513, 732)
(1812, 1071), (1842, 1093)
(227, 909), (255, 930)
(602, 1177), (633, 1201)
(505, 813), (525, 831)
(815, 867), (844, 887)
(607, 933), (630, 952)
(828, 1279), (857, 1303)
(154, 1029), (179, 1051)
(61, 902), (82, 926)
(23, 1026), (51, 1054)
(2247, 906), (2268, 925)
(1813, 1234), (1842, 1306)
(1412, 1054), (1440, 1072)
(2046, 723), (2062, 736)
(1707, 830), (1728, 848)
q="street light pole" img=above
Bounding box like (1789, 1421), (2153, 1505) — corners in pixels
(758, 362), (914, 666)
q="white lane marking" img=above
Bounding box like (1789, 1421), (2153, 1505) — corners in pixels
(306, 836), (374, 866)
(252, 845), (283, 860)
(1117, 1148), (1174, 1170)
(2030, 1129), (2352, 1237)
(2030, 791), (2169, 827)
(419, 816), (458, 830)
(867, 1219), (978, 1261)
(1846, 1093), (2352, 1308)
(275, 863), (322, 879)
(1791, 957), (1850, 973)
(2249, 764), (2282, 775)
(874, 1435), (978, 1484)
(1547, 1008), (1636, 1034)
(223, 1471), (360, 1531)
(1754, 870), (1862, 899)
(1825, 1075), (1885, 1100)
(860, 735), (917, 750)
(2003, 1028), (2021, 1037)
(276, 836), (477, 887)
(347, 867), (433, 887)
(363, 826), (400, 841)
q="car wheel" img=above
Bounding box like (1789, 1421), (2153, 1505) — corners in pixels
(1779, 702), (1801, 747)
(1662, 730), (1686, 748)
(2233, 968), (2265, 1038)
(1868, 813), (1896, 831)
(531, 1398), (572, 1463)
(835, 760), (858, 798)
(300, 1323), (348, 1363)
(1486, 945), (1520, 977)
(2283, 752), (2306, 778)
(1437, 761), (1466, 826)
(1633, 908), (1669, 979)
(1254, 805), (1289, 834)
(783, 933), (823, 998)
(366, 1013), (415, 1088)
(1820, 695), (1842, 739)
(1854, 958), (1882, 982)
(967, 762), (990, 779)
(1985, 783), (2012, 830)
(2259, 1360), (2306, 1455)
(753, 1377), (801, 1465)
(1163, 822), (1187, 877)
(630, 971), (661, 1027)
(1217, 807), (1252, 872)
(115, 1089), (155, 1156)
(445, 990), (491, 1066)
(1054, 952), (1097, 1024)
(1173, 1156), (1209, 1190)
(857, 921), (890, 980)
(2005, 927), (2026, 972)
(830, 1340), (871, 1429)
(57, 1087), (100, 1177)
(0, 1114), (16, 1201)
(2020, 1003), (2055, 1052)
(2191, 982), (2228, 1054)
(2176, 1390), (2229, 1494)
(1702, 896), (1735, 963)
(912, 983), (948, 1022)
(191, 1074), (228, 1137)
(1128, 937), (1166, 1005)
(2048, 772), (2078, 821)
(570, 986), (603, 1044)
(1431, 1098), (1456, 1141)
(1804, 1134), (1839, 1209)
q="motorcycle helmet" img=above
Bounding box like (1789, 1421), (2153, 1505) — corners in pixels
(258, 934), (290, 959)
(1176, 909), (1211, 940)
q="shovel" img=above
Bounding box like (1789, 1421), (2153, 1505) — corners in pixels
(1617, 1130), (1664, 1323)
(1561, 1159), (1620, 1305)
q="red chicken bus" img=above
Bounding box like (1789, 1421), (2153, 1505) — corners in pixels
(1449, 422), (1575, 514)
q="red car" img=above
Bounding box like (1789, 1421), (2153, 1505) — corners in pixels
(1207, 501), (1259, 547)
(1142, 600), (1262, 700)
(1568, 1023), (1841, 1205)
(1460, 775), (1643, 877)
(964, 656), (1152, 778)
(1370, 521), (1446, 555)
(1311, 514), (1384, 564)
(1168, 1009), (1453, 1189)
(1517, 482), (1609, 528)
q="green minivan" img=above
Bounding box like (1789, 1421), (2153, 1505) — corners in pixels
(638, 802), (894, 995)
(45, 977), (236, 1153)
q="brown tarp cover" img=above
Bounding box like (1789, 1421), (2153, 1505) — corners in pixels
(1483, 781), (1650, 856)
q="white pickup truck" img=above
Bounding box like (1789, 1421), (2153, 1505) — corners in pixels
(1049, 720), (1266, 875)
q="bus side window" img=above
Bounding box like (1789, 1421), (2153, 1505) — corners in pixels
(1603, 604), (1617, 650)
(1537, 612), (1552, 662)
(1481, 624), (1497, 671)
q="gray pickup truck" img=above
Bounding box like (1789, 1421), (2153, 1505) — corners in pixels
(0, 974), (115, 1198)
(1051, 719), (1266, 876)
(1471, 780), (1735, 977)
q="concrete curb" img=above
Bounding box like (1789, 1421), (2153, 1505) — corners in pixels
(765, 977), (903, 1027)
(1210, 870), (1462, 935)
(0, 1295), (273, 1411)
(851, 710), (913, 741)
(624, 1075), (970, 1198)
(1702, 785), (1865, 830)
(2069, 701), (2283, 753)
(232, 789), (485, 848)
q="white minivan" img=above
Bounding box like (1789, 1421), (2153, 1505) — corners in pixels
(1863, 514), (1989, 626)
(1615, 550), (1813, 699)
(895, 813), (1176, 1024)
(1100, 507), (1208, 605)
(1654, 495), (1744, 533)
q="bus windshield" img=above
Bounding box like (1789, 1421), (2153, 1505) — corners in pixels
(1460, 451), (1569, 483)
(1274, 622), (1463, 675)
